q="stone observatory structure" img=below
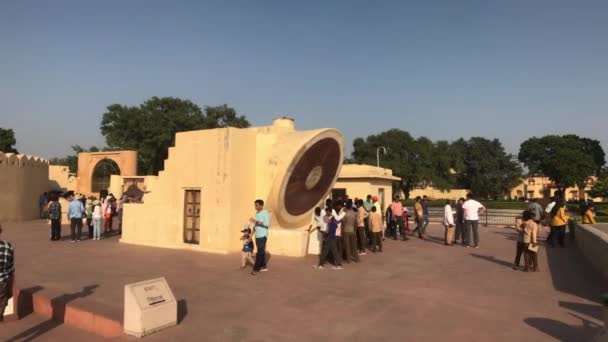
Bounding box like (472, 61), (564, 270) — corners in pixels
(121, 118), (344, 257)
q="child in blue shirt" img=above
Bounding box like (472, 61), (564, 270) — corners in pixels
(240, 227), (255, 269)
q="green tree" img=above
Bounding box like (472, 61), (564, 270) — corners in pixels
(0, 128), (18, 153)
(518, 135), (604, 193)
(457, 137), (523, 199)
(49, 145), (102, 173)
(350, 129), (460, 198)
(589, 177), (608, 199)
(100, 97), (250, 175)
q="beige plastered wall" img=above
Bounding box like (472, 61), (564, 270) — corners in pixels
(0, 152), (49, 222)
(333, 164), (400, 211)
(408, 187), (469, 200)
(510, 176), (603, 201)
(333, 179), (396, 211)
(48, 165), (77, 192)
(121, 121), (344, 257)
(76, 151), (138, 197)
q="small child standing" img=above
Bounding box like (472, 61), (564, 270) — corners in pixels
(240, 227), (255, 268)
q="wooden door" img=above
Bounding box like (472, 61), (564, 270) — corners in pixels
(183, 189), (201, 244)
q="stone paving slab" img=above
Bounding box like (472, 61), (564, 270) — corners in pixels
(592, 223), (608, 235)
(0, 220), (605, 341)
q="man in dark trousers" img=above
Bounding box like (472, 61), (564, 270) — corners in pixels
(454, 198), (466, 245)
(341, 200), (360, 263)
(250, 199), (270, 275)
(48, 193), (62, 241)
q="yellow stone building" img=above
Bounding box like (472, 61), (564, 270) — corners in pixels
(509, 176), (601, 201)
(0, 152), (49, 222)
(333, 164), (400, 211)
(120, 118), (344, 257)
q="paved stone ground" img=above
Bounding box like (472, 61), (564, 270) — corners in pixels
(0, 220), (605, 342)
(592, 223), (608, 235)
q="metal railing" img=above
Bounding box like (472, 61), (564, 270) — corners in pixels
(405, 207), (522, 227)
(403, 207), (590, 227)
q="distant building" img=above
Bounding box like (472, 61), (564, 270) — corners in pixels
(333, 164), (400, 211)
(509, 176), (601, 201)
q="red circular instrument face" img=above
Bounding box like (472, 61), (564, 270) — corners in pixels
(284, 138), (341, 216)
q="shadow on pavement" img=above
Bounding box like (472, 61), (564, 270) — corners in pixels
(470, 253), (513, 269)
(492, 231), (519, 241)
(6, 284), (99, 342)
(524, 313), (601, 342)
(526, 233), (606, 341)
(545, 237), (604, 303)
(178, 299), (188, 324)
(559, 301), (603, 322)
(17, 285), (44, 318)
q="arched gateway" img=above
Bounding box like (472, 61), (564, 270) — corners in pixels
(77, 151), (137, 196)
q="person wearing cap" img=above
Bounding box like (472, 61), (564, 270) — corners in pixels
(92, 199), (103, 240)
(372, 196), (381, 216)
(68, 193), (85, 242)
(240, 226), (255, 269)
(103, 194), (116, 234)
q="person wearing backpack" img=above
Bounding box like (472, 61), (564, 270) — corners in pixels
(48, 193), (62, 241)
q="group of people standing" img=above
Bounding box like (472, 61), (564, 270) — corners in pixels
(439, 194), (487, 248)
(306, 193), (488, 270)
(511, 194), (596, 272)
(310, 195), (385, 270)
(43, 191), (127, 242)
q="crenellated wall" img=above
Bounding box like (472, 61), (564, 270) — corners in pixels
(0, 152), (49, 222)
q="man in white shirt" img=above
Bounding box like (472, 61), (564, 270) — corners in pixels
(443, 200), (456, 245)
(331, 201), (346, 260)
(462, 193), (486, 248)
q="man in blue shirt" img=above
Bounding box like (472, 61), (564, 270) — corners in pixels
(68, 194), (85, 242)
(250, 199), (270, 275)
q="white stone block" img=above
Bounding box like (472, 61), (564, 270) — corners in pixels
(124, 277), (177, 337)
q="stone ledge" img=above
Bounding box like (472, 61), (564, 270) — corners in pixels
(574, 222), (608, 281)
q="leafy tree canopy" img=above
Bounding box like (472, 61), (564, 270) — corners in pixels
(100, 97), (250, 175)
(589, 176), (608, 199)
(457, 137), (523, 199)
(49, 145), (103, 173)
(0, 127), (18, 153)
(350, 130), (519, 198)
(518, 135), (605, 191)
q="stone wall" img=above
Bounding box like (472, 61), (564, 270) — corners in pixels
(0, 152), (49, 222)
(574, 223), (608, 281)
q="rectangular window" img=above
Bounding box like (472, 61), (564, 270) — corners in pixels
(183, 189), (201, 245)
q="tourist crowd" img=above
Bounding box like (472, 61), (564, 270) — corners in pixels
(40, 191), (128, 242)
(238, 193), (488, 273)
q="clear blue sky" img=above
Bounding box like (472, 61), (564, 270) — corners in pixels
(1, 0), (607, 159)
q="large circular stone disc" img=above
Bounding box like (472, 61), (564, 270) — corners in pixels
(284, 138), (341, 216)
